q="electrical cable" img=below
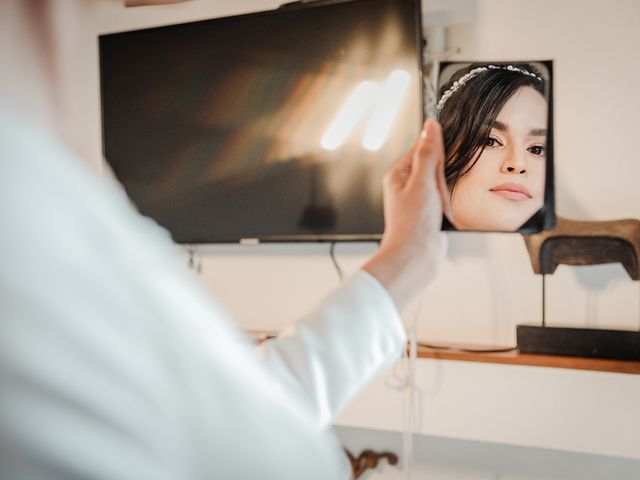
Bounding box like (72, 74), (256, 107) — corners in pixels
(186, 245), (202, 274)
(384, 292), (424, 480)
(402, 293), (422, 480)
(329, 242), (344, 283)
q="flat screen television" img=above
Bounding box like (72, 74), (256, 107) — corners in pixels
(99, 0), (424, 243)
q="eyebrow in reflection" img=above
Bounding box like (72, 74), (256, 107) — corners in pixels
(488, 121), (547, 137)
(529, 128), (547, 137)
(490, 120), (509, 132)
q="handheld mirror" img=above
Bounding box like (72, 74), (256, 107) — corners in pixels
(437, 61), (555, 233)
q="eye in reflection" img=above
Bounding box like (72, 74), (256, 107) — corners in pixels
(438, 63), (548, 231)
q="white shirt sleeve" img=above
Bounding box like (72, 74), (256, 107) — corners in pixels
(258, 270), (405, 429)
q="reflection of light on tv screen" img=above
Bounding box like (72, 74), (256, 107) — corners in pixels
(363, 69), (410, 151)
(320, 69), (411, 152)
(320, 81), (380, 151)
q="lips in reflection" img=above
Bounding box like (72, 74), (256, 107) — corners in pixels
(489, 182), (532, 201)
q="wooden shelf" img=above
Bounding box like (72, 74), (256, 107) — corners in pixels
(249, 331), (640, 374)
(416, 344), (640, 374)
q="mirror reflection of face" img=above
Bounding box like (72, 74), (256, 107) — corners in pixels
(450, 86), (547, 231)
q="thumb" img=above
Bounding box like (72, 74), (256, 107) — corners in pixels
(409, 119), (444, 187)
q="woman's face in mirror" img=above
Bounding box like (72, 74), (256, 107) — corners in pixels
(450, 86), (547, 231)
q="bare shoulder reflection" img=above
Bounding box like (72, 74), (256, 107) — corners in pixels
(438, 63), (548, 231)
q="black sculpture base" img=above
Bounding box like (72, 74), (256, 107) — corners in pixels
(517, 325), (640, 361)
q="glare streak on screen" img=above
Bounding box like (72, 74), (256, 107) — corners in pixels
(362, 69), (410, 151)
(320, 81), (380, 151)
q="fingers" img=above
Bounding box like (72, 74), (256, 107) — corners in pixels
(386, 120), (447, 198)
(437, 160), (454, 222)
(421, 120), (454, 222)
(408, 120), (453, 224)
(435, 142), (454, 221)
(385, 134), (420, 188)
(410, 120), (443, 182)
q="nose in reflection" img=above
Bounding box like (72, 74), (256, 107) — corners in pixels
(501, 149), (527, 175)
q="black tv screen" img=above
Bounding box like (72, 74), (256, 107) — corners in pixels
(100, 0), (424, 243)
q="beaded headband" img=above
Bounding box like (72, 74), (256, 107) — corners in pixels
(436, 64), (543, 112)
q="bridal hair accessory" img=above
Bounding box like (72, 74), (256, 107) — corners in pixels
(436, 64), (542, 112)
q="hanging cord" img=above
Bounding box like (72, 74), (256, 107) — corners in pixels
(329, 242), (344, 283)
(384, 292), (424, 480)
(403, 293), (422, 480)
(186, 245), (202, 274)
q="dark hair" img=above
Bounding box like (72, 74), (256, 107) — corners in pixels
(438, 63), (546, 192)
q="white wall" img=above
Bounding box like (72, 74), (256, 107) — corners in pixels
(84, 0), (640, 346)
